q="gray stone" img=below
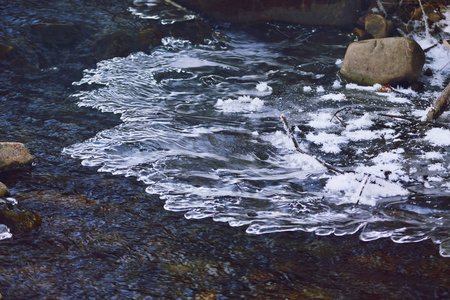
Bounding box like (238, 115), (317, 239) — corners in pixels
(339, 37), (425, 86)
(0, 142), (34, 171)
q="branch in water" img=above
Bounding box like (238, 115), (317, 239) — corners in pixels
(280, 115), (419, 203)
(281, 115), (344, 174)
(425, 81), (450, 121)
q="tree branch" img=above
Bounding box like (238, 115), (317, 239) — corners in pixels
(426, 81), (450, 121)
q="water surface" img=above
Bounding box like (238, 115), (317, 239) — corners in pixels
(63, 2), (450, 258)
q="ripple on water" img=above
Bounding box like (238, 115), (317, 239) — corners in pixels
(64, 30), (450, 257)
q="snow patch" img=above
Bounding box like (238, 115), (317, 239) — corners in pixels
(424, 128), (450, 146)
(321, 93), (345, 101)
(256, 82), (272, 93)
(306, 132), (348, 153)
(215, 95), (264, 113)
(325, 173), (408, 205)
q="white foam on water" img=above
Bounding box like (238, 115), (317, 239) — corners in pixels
(65, 21), (450, 257)
(0, 224), (12, 240)
(215, 95), (265, 113)
(306, 132), (347, 153)
(320, 93), (346, 101)
(255, 82), (272, 94)
(325, 172), (408, 206)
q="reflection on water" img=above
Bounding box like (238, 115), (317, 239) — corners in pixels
(63, 17), (450, 257)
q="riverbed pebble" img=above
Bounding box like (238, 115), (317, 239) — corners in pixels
(364, 14), (393, 38)
(0, 142), (33, 171)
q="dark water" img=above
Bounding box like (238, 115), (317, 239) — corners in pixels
(1, 1), (450, 299)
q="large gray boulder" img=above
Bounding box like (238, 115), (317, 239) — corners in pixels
(173, 0), (366, 27)
(0, 142), (34, 171)
(339, 37), (425, 86)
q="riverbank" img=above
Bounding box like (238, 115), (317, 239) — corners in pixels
(1, 0), (450, 299)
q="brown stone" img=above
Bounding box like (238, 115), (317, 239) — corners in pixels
(339, 37), (425, 86)
(195, 290), (219, 300)
(0, 142), (34, 171)
(0, 202), (42, 234)
(352, 27), (370, 40)
(137, 28), (163, 52)
(365, 14), (392, 39)
(428, 12), (442, 23)
(412, 3), (435, 20)
(0, 182), (10, 198)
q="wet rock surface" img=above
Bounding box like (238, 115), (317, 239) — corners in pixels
(0, 201), (41, 234)
(0, 142), (33, 171)
(0, 0), (449, 299)
(364, 14), (394, 39)
(339, 37), (426, 86)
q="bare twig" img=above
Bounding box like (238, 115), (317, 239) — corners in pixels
(281, 115), (345, 174)
(355, 174), (371, 205)
(330, 107), (351, 128)
(379, 113), (450, 129)
(378, 113), (416, 122)
(280, 114), (420, 203)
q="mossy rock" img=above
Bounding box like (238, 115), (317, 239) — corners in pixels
(0, 202), (42, 234)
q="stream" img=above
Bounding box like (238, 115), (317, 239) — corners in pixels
(66, 2), (450, 255)
(1, 0), (450, 299)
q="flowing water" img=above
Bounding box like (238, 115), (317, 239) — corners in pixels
(3, 1), (450, 298)
(57, 1), (450, 258)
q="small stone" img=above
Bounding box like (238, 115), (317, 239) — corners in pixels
(0, 142), (34, 171)
(137, 28), (163, 52)
(428, 12), (442, 24)
(0, 182), (11, 198)
(424, 68), (433, 76)
(92, 31), (137, 61)
(0, 202), (42, 234)
(339, 37), (425, 86)
(195, 290), (219, 300)
(352, 27), (370, 40)
(365, 14), (391, 39)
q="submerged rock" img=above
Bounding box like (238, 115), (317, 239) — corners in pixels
(32, 23), (81, 47)
(92, 31), (137, 61)
(0, 201), (41, 234)
(172, 0), (367, 27)
(339, 37), (425, 86)
(0, 142), (34, 171)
